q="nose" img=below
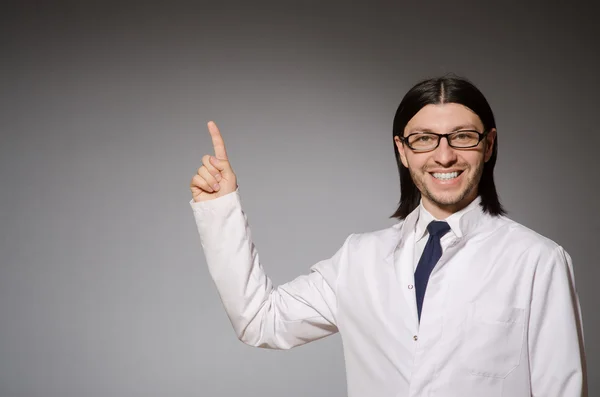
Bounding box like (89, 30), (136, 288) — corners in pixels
(432, 136), (458, 166)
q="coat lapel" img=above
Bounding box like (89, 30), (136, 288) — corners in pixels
(382, 209), (420, 328)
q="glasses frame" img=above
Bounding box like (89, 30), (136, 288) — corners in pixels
(400, 129), (489, 152)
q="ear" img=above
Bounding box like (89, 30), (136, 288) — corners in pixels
(484, 128), (496, 162)
(394, 136), (409, 168)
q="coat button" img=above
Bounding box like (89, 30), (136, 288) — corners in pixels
(413, 335), (418, 341)
(408, 284), (413, 289)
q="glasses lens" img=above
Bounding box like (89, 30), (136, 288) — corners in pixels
(407, 133), (438, 150)
(449, 131), (480, 148)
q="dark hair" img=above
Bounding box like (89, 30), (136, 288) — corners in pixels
(391, 74), (505, 219)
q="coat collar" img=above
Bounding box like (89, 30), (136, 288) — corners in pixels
(382, 207), (419, 261)
(381, 196), (488, 261)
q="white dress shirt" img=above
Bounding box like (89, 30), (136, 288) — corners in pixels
(412, 197), (478, 271)
(190, 189), (586, 397)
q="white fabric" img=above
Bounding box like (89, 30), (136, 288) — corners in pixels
(190, 189), (585, 397)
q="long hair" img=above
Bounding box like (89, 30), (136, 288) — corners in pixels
(391, 75), (505, 219)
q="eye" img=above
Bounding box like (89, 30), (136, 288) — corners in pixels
(407, 133), (438, 148)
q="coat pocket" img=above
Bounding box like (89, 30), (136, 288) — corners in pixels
(462, 301), (525, 378)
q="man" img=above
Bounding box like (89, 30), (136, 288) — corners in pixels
(189, 76), (586, 396)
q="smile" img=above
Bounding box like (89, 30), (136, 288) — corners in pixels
(431, 171), (463, 180)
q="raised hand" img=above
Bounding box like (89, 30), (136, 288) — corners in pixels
(190, 121), (238, 202)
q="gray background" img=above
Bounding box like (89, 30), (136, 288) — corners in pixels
(1, 1), (598, 396)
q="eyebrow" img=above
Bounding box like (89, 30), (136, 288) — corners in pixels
(407, 124), (481, 134)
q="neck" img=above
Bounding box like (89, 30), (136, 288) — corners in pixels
(422, 192), (479, 220)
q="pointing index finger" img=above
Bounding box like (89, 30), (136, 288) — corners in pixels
(207, 121), (228, 160)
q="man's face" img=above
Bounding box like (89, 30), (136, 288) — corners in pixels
(394, 103), (496, 217)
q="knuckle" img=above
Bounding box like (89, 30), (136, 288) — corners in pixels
(200, 167), (215, 182)
(191, 174), (213, 192)
(198, 178), (211, 190)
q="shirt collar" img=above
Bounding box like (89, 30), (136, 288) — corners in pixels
(415, 195), (483, 242)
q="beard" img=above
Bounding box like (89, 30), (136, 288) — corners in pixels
(409, 160), (485, 208)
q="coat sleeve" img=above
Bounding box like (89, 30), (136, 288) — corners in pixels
(528, 245), (587, 396)
(190, 189), (351, 349)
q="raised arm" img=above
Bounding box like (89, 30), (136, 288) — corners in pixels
(189, 121), (350, 349)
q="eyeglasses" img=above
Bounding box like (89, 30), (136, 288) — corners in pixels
(399, 129), (489, 152)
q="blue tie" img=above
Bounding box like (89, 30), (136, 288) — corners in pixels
(414, 221), (451, 322)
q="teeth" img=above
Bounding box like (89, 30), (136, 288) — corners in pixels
(432, 171), (459, 180)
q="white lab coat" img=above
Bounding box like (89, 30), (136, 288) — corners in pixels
(190, 189), (586, 397)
